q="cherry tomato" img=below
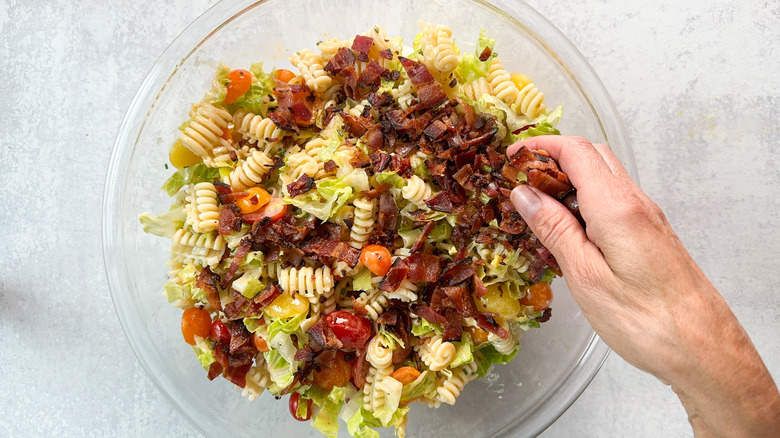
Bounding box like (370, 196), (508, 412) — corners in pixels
(276, 68), (296, 83)
(510, 72), (532, 90)
(519, 282), (553, 312)
(224, 69), (252, 105)
(289, 392), (312, 421)
(390, 366), (421, 386)
(209, 319), (231, 346)
(324, 311), (372, 350)
(252, 332), (270, 352)
(359, 244), (392, 276)
(241, 198), (288, 223)
(312, 351), (352, 392)
(181, 307), (211, 345)
(264, 291), (310, 319)
(220, 127), (233, 143)
(235, 187), (272, 214)
(465, 325), (489, 346)
(168, 139), (201, 169)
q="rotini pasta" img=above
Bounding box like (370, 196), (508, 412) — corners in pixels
(185, 182), (220, 233)
(401, 174), (433, 209)
(434, 361), (478, 406)
(179, 102), (233, 166)
(229, 149), (275, 190)
(349, 197), (376, 249)
(233, 110), (284, 148)
(417, 334), (457, 371)
(289, 49), (332, 94)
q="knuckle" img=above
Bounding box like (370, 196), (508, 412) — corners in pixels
(534, 211), (580, 252)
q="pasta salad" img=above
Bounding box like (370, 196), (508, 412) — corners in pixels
(139, 22), (566, 438)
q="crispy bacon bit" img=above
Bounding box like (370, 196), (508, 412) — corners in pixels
(214, 181), (232, 195)
(441, 284), (479, 317)
(307, 318), (343, 350)
(227, 320), (255, 355)
(286, 174), (314, 197)
(218, 191), (249, 205)
(351, 35), (373, 61)
(368, 91), (394, 108)
(351, 347), (370, 389)
(536, 247), (561, 275)
(325, 47), (357, 74)
(379, 258), (409, 292)
(510, 146), (574, 200)
(472, 275), (488, 299)
(377, 192), (398, 234)
(452, 164), (474, 190)
(390, 154), (412, 177)
(371, 150), (391, 172)
(411, 221), (436, 253)
(222, 238), (252, 287)
(323, 159), (338, 173)
(363, 124), (385, 151)
(439, 259), (475, 287)
(425, 192), (453, 213)
(423, 120), (448, 139)
(536, 308), (553, 323)
(442, 307), (463, 342)
(349, 147), (372, 168)
(478, 46), (493, 62)
(405, 253), (442, 283)
(356, 61), (388, 89)
(476, 313), (509, 339)
(411, 304), (447, 324)
(398, 57), (448, 109)
(218, 206), (242, 235)
(379, 48), (393, 60)
(361, 182), (391, 200)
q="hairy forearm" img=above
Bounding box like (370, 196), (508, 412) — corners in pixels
(667, 283), (780, 437)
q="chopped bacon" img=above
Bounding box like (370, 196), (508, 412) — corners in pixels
(361, 182), (391, 200)
(368, 91), (394, 108)
(398, 57), (447, 109)
(475, 313), (509, 339)
(442, 307), (463, 342)
(377, 192), (398, 234)
(390, 154), (412, 177)
(349, 146), (372, 168)
(323, 159), (338, 173)
(525, 258), (547, 284)
(325, 47), (357, 74)
(537, 308), (553, 323)
(441, 284), (479, 318)
(379, 48), (393, 60)
(218, 191), (249, 205)
(286, 174), (314, 197)
(425, 191), (453, 213)
(363, 124), (385, 151)
(452, 164), (474, 190)
(410, 221), (436, 253)
(356, 61), (387, 89)
(196, 266), (222, 310)
(222, 238), (252, 287)
(411, 304), (446, 324)
(343, 112), (374, 137)
(478, 46), (493, 62)
(379, 258), (409, 292)
(218, 206), (242, 235)
(405, 253), (442, 283)
(509, 146), (574, 200)
(371, 150), (391, 172)
(351, 35), (373, 61)
(351, 347), (370, 389)
(213, 181), (232, 195)
(423, 120), (448, 139)
(223, 289), (248, 320)
(307, 318), (343, 350)
(536, 247), (561, 275)
(472, 275), (488, 299)
(227, 320), (255, 355)
(439, 259), (475, 287)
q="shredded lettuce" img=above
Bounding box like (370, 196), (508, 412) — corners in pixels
(231, 62), (275, 116)
(401, 370), (436, 401)
(411, 317), (442, 337)
(347, 408), (381, 438)
(163, 282), (206, 304)
(311, 386), (350, 438)
(264, 349), (296, 392)
(511, 105), (564, 141)
(243, 317), (265, 333)
(410, 155), (430, 179)
(353, 267), (373, 292)
(192, 343), (215, 370)
(475, 344), (519, 377)
(454, 29), (496, 84)
(231, 273), (265, 299)
(138, 206), (185, 238)
(286, 170), (369, 221)
(373, 376), (403, 426)
(267, 313), (306, 340)
(160, 163), (220, 196)
(540, 268), (558, 283)
(398, 227), (422, 249)
(450, 332), (474, 368)
(476, 29), (496, 57)
(379, 329), (404, 349)
(375, 171), (405, 189)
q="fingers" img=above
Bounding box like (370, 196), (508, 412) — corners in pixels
(510, 185), (610, 285)
(592, 142), (634, 185)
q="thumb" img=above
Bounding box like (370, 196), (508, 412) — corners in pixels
(510, 185), (605, 279)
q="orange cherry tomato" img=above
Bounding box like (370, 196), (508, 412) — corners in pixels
(519, 282), (553, 312)
(312, 351), (353, 392)
(359, 244), (392, 276)
(390, 366), (421, 386)
(241, 198), (288, 223)
(235, 187), (272, 214)
(220, 127), (233, 143)
(252, 332), (270, 352)
(276, 68), (296, 83)
(181, 307), (212, 345)
(224, 69), (252, 104)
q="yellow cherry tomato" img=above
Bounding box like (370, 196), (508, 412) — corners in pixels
(510, 72), (532, 90)
(475, 284), (521, 319)
(235, 187), (272, 214)
(168, 139), (201, 169)
(264, 291), (310, 319)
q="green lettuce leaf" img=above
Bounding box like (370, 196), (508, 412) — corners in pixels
(450, 331), (474, 368)
(375, 171), (405, 189)
(401, 369), (436, 401)
(231, 273), (265, 299)
(347, 407), (381, 438)
(475, 344), (519, 377)
(411, 317), (442, 337)
(373, 375), (403, 426)
(163, 282), (206, 304)
(454, 29), (496, 84)
(476, 29), (496, 57)
(353, 267), (373, 292)
(228, 62), (275, 116)
(311, 386), (350, 438)
(138, 206), (185, 238)
(192, 344), (215, 370)
(160, 163), (220, 196)
(264, 349), (296, 392)
(266, 313), (306, 340)
(286, 170), (369, 221)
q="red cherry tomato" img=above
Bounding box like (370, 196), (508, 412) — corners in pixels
(209, 319), (231, 346)
(224, 69), (252, 104)
(519, 282), (553, 311)
(181, 307), (211, 345)
(359, 244), (392, 276)
(241, 198), (288, 223)
(289, 392), (312, 421)
(324, 311), (372, 350)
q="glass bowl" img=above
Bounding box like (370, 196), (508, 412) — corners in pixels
(103, 0), (637, 436)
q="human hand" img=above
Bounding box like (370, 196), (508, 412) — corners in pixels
(506, 136), (780, 437)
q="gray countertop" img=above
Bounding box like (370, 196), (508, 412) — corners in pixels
(1, 0), (778, 436)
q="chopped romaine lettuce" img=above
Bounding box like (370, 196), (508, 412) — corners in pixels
(286, 169), (369, 221)
(411, 317), (442, 337)
(192, 342), (215, 370)
(450, 332), (474, 368)
(353, 267), (373, 292)
(160, 163), (220, 196)
(475, 344), (519, 377)
(138, 205), (185, 238)
(401, 370), (436, 401)
(264, 349), (296, 392)
(373, 376), (403, 426)
(231, 273), (265, 299)
(347, 407), (382, 438)
(311, 386), (350, 438)
(375, 171), (405, 189)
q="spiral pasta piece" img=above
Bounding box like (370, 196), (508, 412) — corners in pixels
(401, 175), (433, 209)
(417, 334), (456, 371)
(317, 38), (346, 62)
(418, 22), (458, 76)
(277, 265), (334, 299)
(355, 288), (390, 321)
(459, 76), (492, 101)
(366, 335), (394, 369)
(488, 57), (521, 107)
(488, 329), (517, 355)
(179, 103), (233, 166)
(434, 361), (478, 406)
(517, 82), (546, 118)
(363, 363), (394, 412)
(386, 278), (418, 303)
(233, 110), (283, 148)
(350, 197), (376, 249)
(170, 229), (226, 268)
(242, 360), (271, 401)
(185, 182), (220, 233)
(289, 49), (332, 94)
(229, 149), (274, 190)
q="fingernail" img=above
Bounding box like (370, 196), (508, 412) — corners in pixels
(511, 185), (541, 219)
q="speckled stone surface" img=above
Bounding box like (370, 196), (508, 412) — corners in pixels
(0, 1), (777, 437)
